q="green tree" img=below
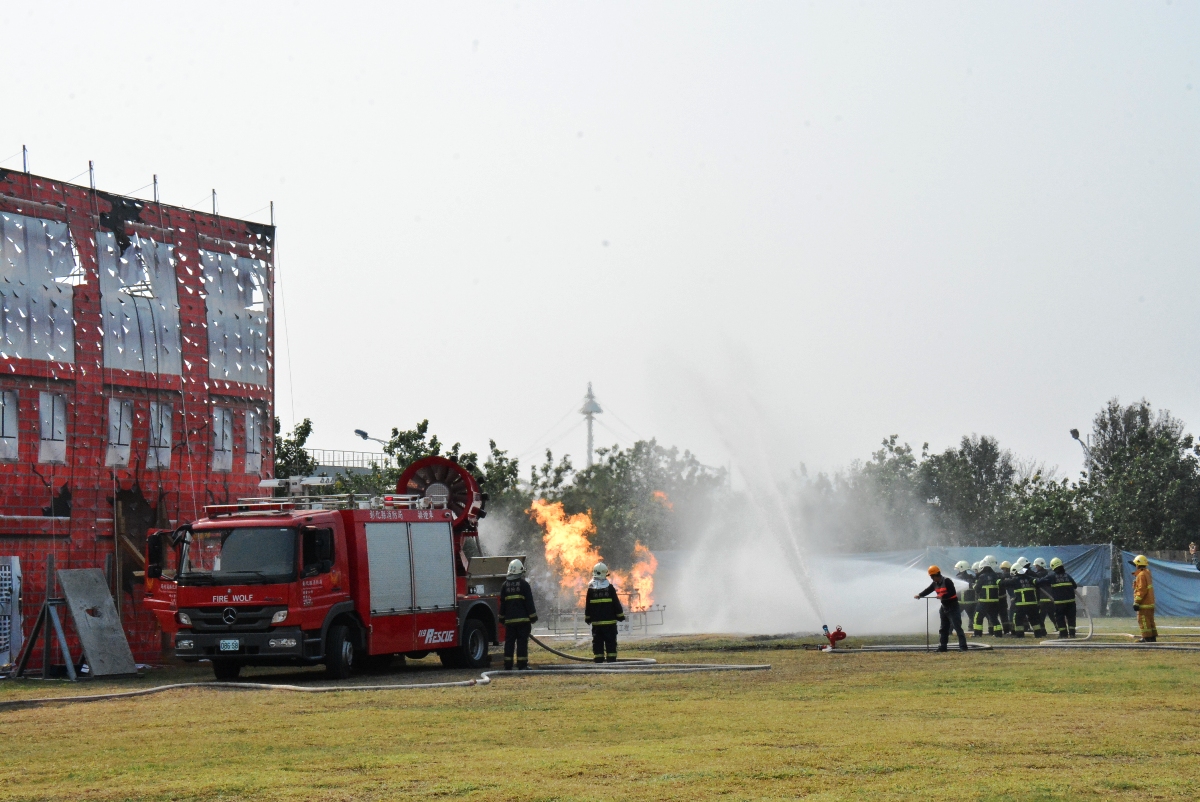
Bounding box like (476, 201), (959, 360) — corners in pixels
(273, 418), (318, 478)
(1083, 399), (1200, 551)
(918, 435), (1017, 545)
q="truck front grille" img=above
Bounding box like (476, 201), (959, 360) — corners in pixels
(180, 606), (285, 633)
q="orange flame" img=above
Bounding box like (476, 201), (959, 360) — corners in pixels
(528, 499), (601, 604)
(528, 499), (658, 611)
(652, 490), (673, 511)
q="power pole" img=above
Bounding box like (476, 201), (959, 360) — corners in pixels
(581, 383), (602, 467)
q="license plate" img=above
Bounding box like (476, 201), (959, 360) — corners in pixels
(219, 639), (240, 652)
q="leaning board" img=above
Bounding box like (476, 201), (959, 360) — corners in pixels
(57, 568), (137, 676)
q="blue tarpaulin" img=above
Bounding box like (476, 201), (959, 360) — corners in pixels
(842, 544), (1115, 611)
(1120, 551), (1200, 617)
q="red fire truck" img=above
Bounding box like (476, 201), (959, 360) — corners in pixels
(143, 457), (518, 681)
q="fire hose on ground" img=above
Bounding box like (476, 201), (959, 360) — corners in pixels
(0, 635), (771, 711)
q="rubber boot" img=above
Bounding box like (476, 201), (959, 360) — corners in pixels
(516, 659), (529, 670)
(605, 654), (617, 663)
(503, 658), (513, 671)
(593, 655), (604, 664)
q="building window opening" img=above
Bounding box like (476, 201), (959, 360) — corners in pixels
(245, 409), (262, 474)
(38, 392), (67, 464)
(212, 407), (233, 473)
(148, 402), (172, 470)
(105, 398), (133, 467)
(0, 390), (17, 461)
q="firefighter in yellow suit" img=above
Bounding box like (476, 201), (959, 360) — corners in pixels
(1130, 554), (1157, 643)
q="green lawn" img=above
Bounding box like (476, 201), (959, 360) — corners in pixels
(1, 623), (1198, 800)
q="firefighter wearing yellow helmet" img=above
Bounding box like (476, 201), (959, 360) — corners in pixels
(1129, 555), (1157, 642)
(1034, 557), (1078, 638)
(498, 559), (538, 669)
(971, 556), (1005, 637)
(585, 562), (625, 663)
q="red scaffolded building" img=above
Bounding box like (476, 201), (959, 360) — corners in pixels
(0, 167), (275, 665)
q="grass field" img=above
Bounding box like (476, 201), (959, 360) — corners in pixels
(1, 619), (1199, 801)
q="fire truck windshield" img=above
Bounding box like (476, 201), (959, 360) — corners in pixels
(178, 527), (297, 585)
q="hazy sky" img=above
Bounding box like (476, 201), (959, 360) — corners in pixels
(4, 2), (1197, 481)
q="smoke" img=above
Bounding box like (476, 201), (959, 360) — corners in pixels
(647, 357), (936, 635)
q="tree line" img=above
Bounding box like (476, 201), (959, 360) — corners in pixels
(274, 397), (1200, 558)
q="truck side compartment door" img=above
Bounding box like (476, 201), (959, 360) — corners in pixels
(410, 522), (456, 611)
(364, 522), (415, 653)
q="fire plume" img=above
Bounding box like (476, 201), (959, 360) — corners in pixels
(528, 498), (658, 611)
(528, 499), (601, 603)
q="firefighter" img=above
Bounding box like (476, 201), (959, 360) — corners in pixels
(915, 565), (969, 651)
(998, 560), (1015, 635)
(954, 560), (977, 635)
(498, 559), (538, 670)
(1030, 557), (1055, 632)
(1034, 557), (1077, 638)
(1000, 558), (1047, 638)
(972, 556), (1005, 637)
(1130, 554), (1157, 643)
(585, 562), (625, 663)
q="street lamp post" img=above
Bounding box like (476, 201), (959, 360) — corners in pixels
(354, 429), (389, 447)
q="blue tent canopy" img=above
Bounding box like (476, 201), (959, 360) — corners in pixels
(1120, 551), (1200, 617)
(843, 544), (1115, 611)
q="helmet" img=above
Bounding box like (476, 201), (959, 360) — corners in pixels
(972, 561), (981, 572)
(1033, 557), (1047, 569)
(1049, 557), (1064, 570)
(981, 555), (998, 571)
(1000, 560), (1012, 571)
(928, 565), (941, 576)
(506, 559), (526, 578)
(1012, 557), (1029, 573)
(1130, 554), (1149, 568)
(954, 560), (970, 572)
(592, 562), (609, 579)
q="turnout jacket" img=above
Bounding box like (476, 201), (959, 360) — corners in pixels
(973, 567), (1002, 604)
(956, 571), (977, 603)
(1034, 569), (1077, 604)
(585, 581), (625, 625)
(1132, 568), (1155, 609)
(1031, 566), (1055, 602)
(498, 578), (538, 625)
(1000, 572), (1040, 607)
(917, 575), (960, 608)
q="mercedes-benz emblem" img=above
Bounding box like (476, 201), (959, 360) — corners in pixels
(222, 607), (238, 625)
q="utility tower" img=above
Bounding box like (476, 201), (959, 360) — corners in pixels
(581, 382), (603, 467)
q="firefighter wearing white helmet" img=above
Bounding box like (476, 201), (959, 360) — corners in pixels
(999, 558), (1046, 638)
(971, 555), (1005, 637)
(1029, 557), (1055, 629)
(1034, 557), (1078, 638)
(585, 561), (625, 663)
(498, 559), (538, 670)
(953, 561), (978, 635)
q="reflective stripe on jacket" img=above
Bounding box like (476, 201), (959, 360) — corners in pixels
(973, 568), (1001, 603)
(1133, 568), (1155, 609)
(498, 578), (538, 624)
(585, 582), (625, 625)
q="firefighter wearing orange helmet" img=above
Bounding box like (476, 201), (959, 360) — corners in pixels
(915, 565), (968, 651)
(1130, 555), (1157, 643)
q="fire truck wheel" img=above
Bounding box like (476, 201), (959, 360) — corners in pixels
(212, 660), (241, 682)
(325, 623), (356, 680)
(440, 618), (490, 669)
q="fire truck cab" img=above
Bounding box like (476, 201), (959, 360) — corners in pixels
(143, 456), (517, 681)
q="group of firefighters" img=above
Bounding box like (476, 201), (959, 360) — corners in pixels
(496, 558), (625, 670)
(916, 554), (1158, 651)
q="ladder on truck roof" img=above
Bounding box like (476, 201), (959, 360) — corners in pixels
(204, 493), (452, 517)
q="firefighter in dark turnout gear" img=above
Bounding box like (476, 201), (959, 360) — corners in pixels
(585, 562), (625, 663)
(1031, 557), (1055, 633)
(972, 556), (1005, 637)
(498, 559), (538, 669)
(998, 561), (1015, 635)
(916, 565), (969, 651)
(999, 558), (1047, 637)
(1034, 557), (1077, 638)
(954, 560), (977, 635)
